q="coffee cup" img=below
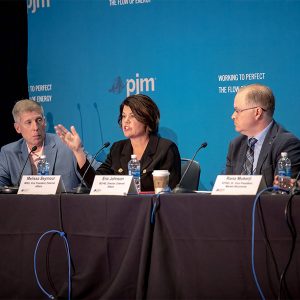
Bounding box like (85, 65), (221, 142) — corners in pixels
(152, 170), (170, 194)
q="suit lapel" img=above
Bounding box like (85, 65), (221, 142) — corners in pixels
(236, 137), (248, 174)
(43, 134), (57, 175)
(140, 135), (158, 174)
(256, 122), (278, 174)
(119, 140), (132, 175)
(118, 135), (158, 175)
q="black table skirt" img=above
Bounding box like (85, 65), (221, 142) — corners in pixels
(0, 193), (299, 299)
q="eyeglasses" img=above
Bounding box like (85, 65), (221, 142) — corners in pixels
(233, 106), (266, 114)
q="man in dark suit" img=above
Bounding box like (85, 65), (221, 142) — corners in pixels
(226, 84), (300, 188)
(0, 99), (98, 192)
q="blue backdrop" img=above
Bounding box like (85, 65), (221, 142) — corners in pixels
(27, 0), (300, 189)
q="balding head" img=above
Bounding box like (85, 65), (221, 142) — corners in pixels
(237, 84), (275, 118)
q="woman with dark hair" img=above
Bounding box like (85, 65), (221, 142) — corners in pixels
(55, 94), (181, 191)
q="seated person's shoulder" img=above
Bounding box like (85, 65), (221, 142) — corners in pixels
(110, 139), (127, 149)
(107, 139), (128, 155)
(275, 131), (300, 147)
(275, 123), (300, 141)
(1, 139), (23, 153)
(50, 133), (73, 149)
(46, 133), (76, 157)
(280, 131), (300, 141)
(157, 136), (179, 151)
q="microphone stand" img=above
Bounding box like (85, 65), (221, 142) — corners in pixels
(172, 142), (207, 194)
(75, 142), (110, 194)
(75, 182), (91, 194)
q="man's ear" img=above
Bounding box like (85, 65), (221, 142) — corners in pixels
(255, 107), (263, 119)
(14, 122), (21, 134)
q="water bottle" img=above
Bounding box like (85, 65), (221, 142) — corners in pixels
(37, 155), (50, 175)
(277, 152), (291, 190)
(128, 154), (141, 193)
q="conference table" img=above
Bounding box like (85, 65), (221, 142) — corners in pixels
(0, 192), (299, 299)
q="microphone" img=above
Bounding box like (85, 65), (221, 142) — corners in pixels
(75, 142), (110, 194)
(1, 145), (37, 194)
(77, 103), (84, 144)
(93, 102), (104, 146)
(172, 142), (208, 193)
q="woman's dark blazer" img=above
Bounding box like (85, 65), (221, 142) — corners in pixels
(80, 134), (181, 191)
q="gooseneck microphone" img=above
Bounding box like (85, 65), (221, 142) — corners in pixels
(172, 142), (208, 194)
(1, 145), (37, 194)
(75, 142), (110, 194)
(93, 102), (104, 146)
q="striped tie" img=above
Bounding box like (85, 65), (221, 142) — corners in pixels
(241, 138), (257, 175)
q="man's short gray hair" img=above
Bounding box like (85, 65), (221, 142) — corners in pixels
(12, 99), (44, 122)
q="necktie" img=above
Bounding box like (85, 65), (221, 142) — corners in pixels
(241, 137), (257, 175)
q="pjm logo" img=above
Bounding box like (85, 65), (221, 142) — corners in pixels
(109, 73), (156, 96)
(126, 73), (156, 96)
(27, 0), (50, 14)
(109, 76), (126, 94)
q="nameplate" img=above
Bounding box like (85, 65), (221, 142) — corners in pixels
(90, 175), (138, 195)
(211, 175), (262, 195)
(18, 175), (62, 195)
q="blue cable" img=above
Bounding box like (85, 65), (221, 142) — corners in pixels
(34, 230), (71, 300)
(150, 189), (171, 224)
(150, 194), (160, 225)
(251, 185), (288, 300)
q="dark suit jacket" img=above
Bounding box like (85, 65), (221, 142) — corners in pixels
(226, 121), (300, 187)
(80, 134), (181, 191)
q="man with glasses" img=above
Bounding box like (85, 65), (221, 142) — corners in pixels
(0, 99), (97, 191)
(225, 83), (300, 188)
